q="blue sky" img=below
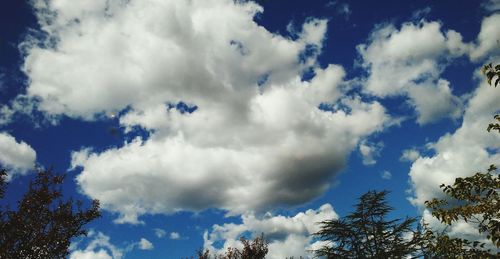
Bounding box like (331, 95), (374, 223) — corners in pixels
(0, 0), (499, 258)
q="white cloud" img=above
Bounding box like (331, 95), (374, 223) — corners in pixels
(138, 238), (154, 250)
(72, 94), (387, 223)
(469, 13), (500, 61)
(0, 132), (36, 179)
(381, 170), (392, 180)
(359, 140), (383, 165)
(400, 148), (420, 162)
(358, 20), (469, 124)
(154, 228), (166, 238)
(408, 77), (500, 206)
(22, 0), (323, 119)
(7, 0), (385, 223)
(70, 232), (122, 259)
(421, 209), (494, 250)
(203, 204), (337, 259)
(169, 232), (181, 240)
(406, 12), (500, 242)
(406, 79), (463, 124)
(70, 250), (113, 259)
(407, 65), (500, 245)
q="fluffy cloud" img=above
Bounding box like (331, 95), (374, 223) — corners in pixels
(203, 204), (337, 259)
(404, 12), (500, 245)
(406, 79), (463, 124)
(469, 13), (500, 61)
(70, 232), (122, 259)
(23, 0), (325, 119)
(169, 232), (181, 240)
(359, 140), (383, 165)
(0, 132), (36, 178)
(408, 78), (500, 205)
(407, 64), (500, 245)
(358, 20), (469, 124)
(14, 0), (390, 223)
(380, 170), (392, 180)
(138, 238), (154, 250)
(154, 228), (166, 238)
(400, 148), (420, 162)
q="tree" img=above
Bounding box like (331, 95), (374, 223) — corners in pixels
(419, 223), (496, 258)
(193, 234), (268, 259)
(0, 168), (101, 258)
(482, 63), (500, 133)
(481, 63), (500, 88)
(314, 190), (425, 258)
(420, 63), (500, 257)
(424, 165), (499, 249)
(426, 165), (499, 245)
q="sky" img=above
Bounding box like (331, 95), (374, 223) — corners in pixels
(0, 0), (499, 258)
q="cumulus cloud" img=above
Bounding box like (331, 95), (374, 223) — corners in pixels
(0, 132), (36, 179)
(407, 66), (500, 245)
(408, 76), (500, 206)
(203, 204), (337, 259)
(154, 228), (166, 238)
(359, 140), (383, 165)
(70, 231), (122, 259)
(70, 250), (113, 259)
(381, 170), (392, 180)
(14, 0), (390, 223)
(138, 238), (154, 250)
(404, 12), (500, 245)
(469, 13), (500, 61)
(358, 20), (469, 124)
(406, 79), (463, 124)
(169, 232), (181, 240)
(400, 148), (420, 162)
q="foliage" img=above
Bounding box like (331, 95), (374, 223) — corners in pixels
(314, 190), (425, 258)
(418, 63), (500, 257)
(420, 223), (497, 258)
(425, 165), (500, 248)
(487, 115), (500, 133)
(193, 234), (268, 259)
(0, 168), (101, 258)
(481, 63), (500, 88)
(482, 63), (500, 133)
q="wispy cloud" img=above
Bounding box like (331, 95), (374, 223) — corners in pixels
(381, 170), (392, 180)
(154, 228), (166, 238)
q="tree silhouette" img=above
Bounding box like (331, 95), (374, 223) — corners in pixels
(192, 234), (268, 259)
(0, 168), (101, 258)
(314, 190), (425, 258)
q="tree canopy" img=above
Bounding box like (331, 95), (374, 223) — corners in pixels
(192, 234), (268, 259)
(314, 190), (425, 258)
(425, 165), (499, 248)
(0, 168), (101, 258)
(421, 63), (500, 257)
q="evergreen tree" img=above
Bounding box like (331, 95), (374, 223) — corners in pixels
(314, 190), (425, 258)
